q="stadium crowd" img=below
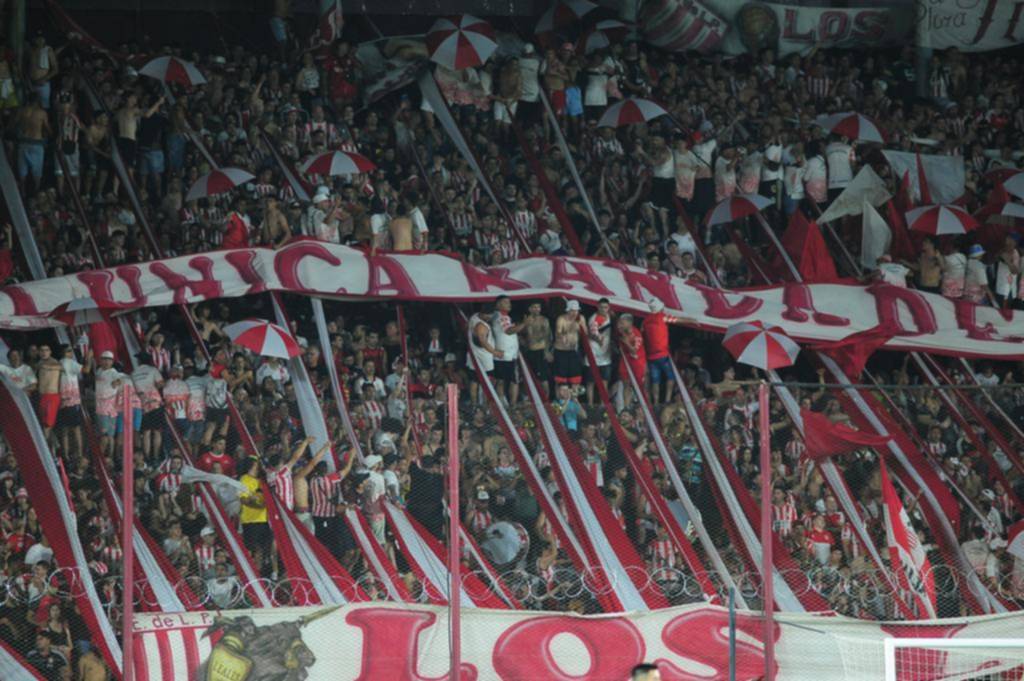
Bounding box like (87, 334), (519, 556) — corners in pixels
(0, 6), (1023, 678)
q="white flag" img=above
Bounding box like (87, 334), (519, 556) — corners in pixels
(181, 465), (246, 516)
(818, 165), (892, 224)
(861, 200), (891, 271)
(882, 150), (965, 204)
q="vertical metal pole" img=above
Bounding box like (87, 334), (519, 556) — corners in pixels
(758, 383), (775, 681)
(728, 587), (737, 681)
(121, 385), (135, 681)
(447, 384), (461, 681)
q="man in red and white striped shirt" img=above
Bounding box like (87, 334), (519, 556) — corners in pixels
(194, 526), (218, 576)
(648, 524), (679, 582)
(155, 453), (184, 496)
(772, 488), (797, 537)
(264, 435), (316, 511)
(310, 452), (356, 561)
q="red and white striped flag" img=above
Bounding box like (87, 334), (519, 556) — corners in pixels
(880, 461), (937, 618)
(314, 0), (343, 48)
(132, 621), (214, 681)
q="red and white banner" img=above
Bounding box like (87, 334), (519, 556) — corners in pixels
(132, 601), (1024, 681)
(881, 461), (938, 619)
(315, 0), (344, 47)
(3, 245), (1023, 358)
(917, 0), (1024, 51)
(639, 0), (911, 55)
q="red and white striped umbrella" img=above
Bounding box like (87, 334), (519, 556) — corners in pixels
(224, 319), (301, 359)
(1002, 172), (1024, 200)
(300, 150), (376, 176)
(426, 15), (497, 70)
(535, 0), (598, 34)
(722, 321), (800, 371)
(185, 167), (255, 202)
(706, 193), (772, 226)
(814, 112), (885, 144)
(579, 20), (630, 53)
(51, 296), (108, 327)
(597, 98), (669, 128)
(905, 204), (980, 235)
(139, 56), (207, 88)
(1001, 202), (1024, 219)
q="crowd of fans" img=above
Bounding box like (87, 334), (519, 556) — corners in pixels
(0, 5), (1022, 678)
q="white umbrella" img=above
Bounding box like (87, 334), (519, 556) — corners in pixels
(185, 168), (255, 202)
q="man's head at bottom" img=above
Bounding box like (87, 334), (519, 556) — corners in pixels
(632, 663), (661, 681)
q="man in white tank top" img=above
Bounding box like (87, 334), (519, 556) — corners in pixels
(468, 308), (500, 403)
(491, 295), (524, 405)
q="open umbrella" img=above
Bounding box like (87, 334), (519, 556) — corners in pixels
(814, 112), (885, 144)
(139, 56), (207, 88)
(186, 168), (255, 202)
(51, 296), (108, 327)
(597, 98), (669, 128)
(706, 194), (772, 226)
(905, 204), (979, 235)
(722, 321), (800, 371)
(300, 150), (376, 176)
(426, 15), (497, 70)
(535, 0), (598, 34)
(224, 319), (301, 359)
(1003, 172), (1024, 200)
(1001, 203), (1024, 219)
(579, 20), (630, 53)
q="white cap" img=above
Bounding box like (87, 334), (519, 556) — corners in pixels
(982, 489), (996, 500)
(200, 526), (215, 537)
(364, 454), (383, 468)
(100, 350), (115, 360)
(523, 43), (534, 54)
(990, 537), (1008, 550)
(313, 188), (331, 203)
(649, 300), (665, 313)
(566, 300), (580, 311)
(444, 353), (457, 363)
(814, 499), (826, 513)
(477, 489), (490, 500)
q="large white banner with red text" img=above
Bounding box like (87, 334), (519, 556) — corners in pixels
(135, 601), (1024, 681)
(916, 0), (1024, 51)
(1, 243), (1023, 358)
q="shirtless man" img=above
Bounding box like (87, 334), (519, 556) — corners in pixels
(292, 440), (334, 532)
(76, 643), (109, 681)
(521, 301), (553, 388)
(553, 300), (587, 391)
(15, 93), (50, 196)
(27, 33), (58, 109)
(83, 111), (111, 199)
(35, 344), (62, 442)
(116, 93), (164, 183)
(260, 195), (291, 248)
(388, 201), (414, 252)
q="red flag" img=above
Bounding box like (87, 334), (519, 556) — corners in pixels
(880, 461), (937, 618)
(800, 408), (891, 461)
(895, 171), (913, 213)
(810, 326), (896, 379)
(776, 211), (840, 283)
(915, 153), (933, 205)
(885, 199), (918, 261)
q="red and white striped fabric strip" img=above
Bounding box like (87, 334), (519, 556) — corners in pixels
(134, 624), (212, 681)
(343, 508), (412, 603)
(0, 377), (123, 673)
(517, 355), (661, 611)
(0, 638), (45, 681)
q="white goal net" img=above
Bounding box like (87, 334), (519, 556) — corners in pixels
(882, 638), (1024, 681)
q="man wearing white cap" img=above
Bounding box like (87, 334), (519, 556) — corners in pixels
(305, 186), (342, 243)
(964, 243), (994, 305)
(642, 300), (694, 405)
(93, 350), (126, 456)
(361, 454), (387, 543)
(554, 300), (587, 389)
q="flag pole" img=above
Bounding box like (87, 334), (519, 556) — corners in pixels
(122, 384), (135, 681)
(758, 382), (775, 681)
(447, 384), (461, 680)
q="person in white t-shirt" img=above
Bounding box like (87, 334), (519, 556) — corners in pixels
(825, 136), (855, 201)
(586, 298), (614, 407)
(0, 349), (37, 392)
(518, 44), (541, 123)
(491, 295), (524, 405)
(964, 244), (994, 305)
(132, 355), (165, 458)
(875, 254), (910, 287)
(162, 364), (190, 438)
(58, 345), (89, 459)
(255, 357), (290, 391)
(93, 350), (126, 456)
(803, 141), (828, 207)
(783, 143), (806, 215)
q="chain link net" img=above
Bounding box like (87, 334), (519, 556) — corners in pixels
(0, 301), (1022, 678)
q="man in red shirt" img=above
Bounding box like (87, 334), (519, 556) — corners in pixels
(642, 300), (693, 405)
(221, 196), (251, 250)
(198, 435), (235, 477)
(616, 313), (645, 409)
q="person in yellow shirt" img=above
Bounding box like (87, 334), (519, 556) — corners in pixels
(238, 456), (274, 576)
